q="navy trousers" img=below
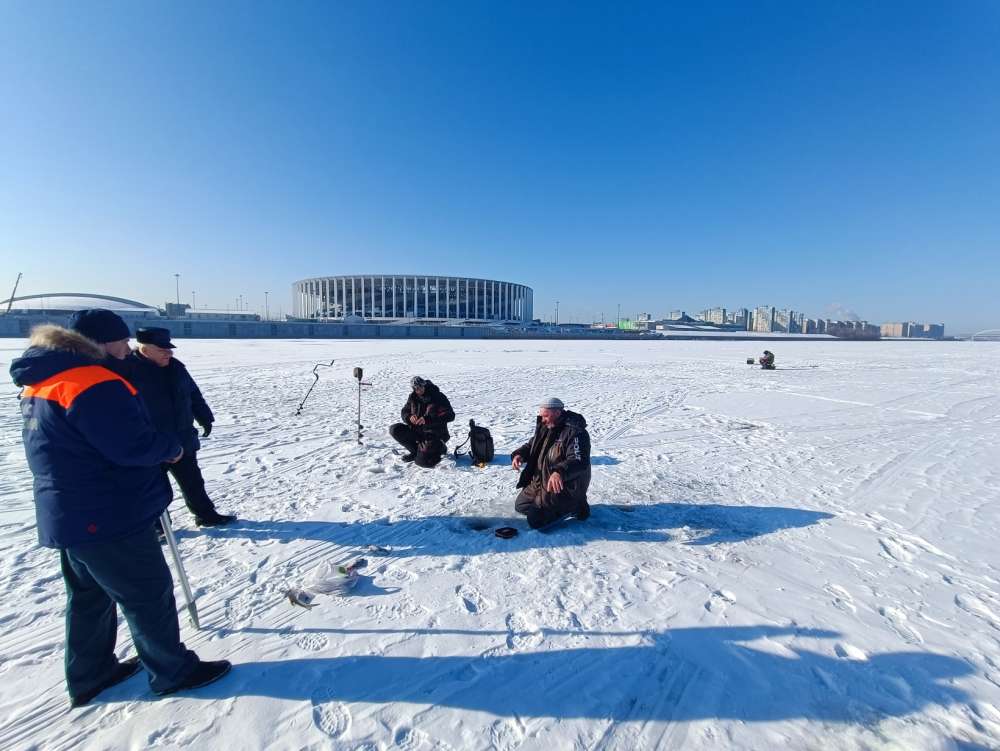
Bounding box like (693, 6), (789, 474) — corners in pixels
(60, 524), (198, 699)
(167, 452), (217, 519)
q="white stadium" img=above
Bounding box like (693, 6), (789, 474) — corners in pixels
(292, 275), (533, 323)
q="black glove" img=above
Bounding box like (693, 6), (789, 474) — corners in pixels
(201, 422), (213, 438)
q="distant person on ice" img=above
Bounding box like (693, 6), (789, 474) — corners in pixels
(511, 397), (592, 529)
(760, 350), (776, 370)
(128, 327), (236, 528)
(9, 318), (230, 706)
(389, 376), (456, 467)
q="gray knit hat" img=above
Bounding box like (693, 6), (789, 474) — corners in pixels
(540, 397), (564, 410)
(411, 376), (427, 389)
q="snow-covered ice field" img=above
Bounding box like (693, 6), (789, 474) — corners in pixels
(2, 338), (1000, 751)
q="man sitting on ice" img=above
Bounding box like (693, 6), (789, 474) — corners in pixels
(389, 376), (455, 468)
(511, 398), (592, 529)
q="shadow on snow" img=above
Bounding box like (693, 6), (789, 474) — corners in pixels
(138, 625), (970, 724)
(186, 503), (834, 555)
(452, 452), (620, 468)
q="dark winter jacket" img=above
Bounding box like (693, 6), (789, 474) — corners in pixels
(9, 326), (180, 549)
(512, 410), (592, 504)
(399, 381), (455, 442)
(120, 351), (214, 455)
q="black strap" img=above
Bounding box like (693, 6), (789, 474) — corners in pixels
(453, 432), (471, 457)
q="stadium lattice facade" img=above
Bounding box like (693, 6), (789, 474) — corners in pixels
(292, 275), (533, 322)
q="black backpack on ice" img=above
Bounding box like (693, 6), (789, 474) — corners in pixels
(457, 419), (495, 465)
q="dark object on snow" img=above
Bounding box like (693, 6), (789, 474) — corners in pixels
(390, 379), (455, 467)
(746, 357), (755, 365)
(354, 365), (372, 443)
(294, 359), (335, 416)
(287, 589), (317, 608)
(759, 350), (776, 370)
(194, 510), (237, 527)
(495, 526), (519, 539)
(455, 419), (495, 465)
(512, 410), (592, 529)
(70, 656), (142, 708)
(152, 659), (232, 696)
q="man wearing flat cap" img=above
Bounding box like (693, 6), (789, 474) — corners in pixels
(511, 397), (592, 528)
(128, 327), (235, 527)
(389, 376), (455, 468)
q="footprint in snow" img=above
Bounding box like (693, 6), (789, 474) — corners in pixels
(295, 633), (329, 652)
(505, 612), (543, 650)
(878, 604), (923, 644)
(824, 583), (857, 614)
(834, 642), (868, 661)
(878, 536), (916, 563)
(395, 727), (454, 751)
(490, 719), (525, 750)
(704, 589), (736, 614)
(310, 688), (351, 739)
(456, 585), (491, 614)
(954, 592), (1000, 630)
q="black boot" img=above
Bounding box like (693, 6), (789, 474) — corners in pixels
(400, 453), (416, 462)
(153, 659), (232, 696)
(70, 656), (142, 708)
(195, 511), (237, 527)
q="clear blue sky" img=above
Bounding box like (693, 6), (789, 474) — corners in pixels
(1, 2), (998, 331)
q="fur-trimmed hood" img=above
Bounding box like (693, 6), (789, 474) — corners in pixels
(29, 325), (105, 358)
(9, 325), (106, 387)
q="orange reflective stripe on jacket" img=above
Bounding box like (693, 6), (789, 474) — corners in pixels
(21, 365), (137, 409)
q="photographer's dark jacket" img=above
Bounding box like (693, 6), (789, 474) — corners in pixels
(9, 326), (179, 548)
(123, 351), (214, 455)
(512, 410), (592, 504)
(400, 381), (455, 442)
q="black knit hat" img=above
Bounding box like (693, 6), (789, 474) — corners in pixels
(68, 309), (131, 344)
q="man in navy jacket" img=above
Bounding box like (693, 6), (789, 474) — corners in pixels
(129, 326), (235, 527)
(10, 314), (230, 706)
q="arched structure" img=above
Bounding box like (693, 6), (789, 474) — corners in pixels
(971, 329), (1000, 341)
(292, 275), (533, 323)
(1, 292), (158, 311)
